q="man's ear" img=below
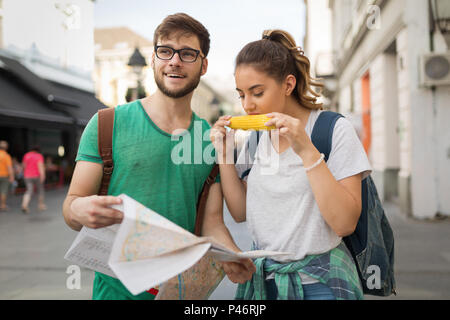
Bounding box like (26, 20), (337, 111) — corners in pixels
(285, 74), (297, 96)
(151, 52), (155, 69)
(201, 57), (208, 76)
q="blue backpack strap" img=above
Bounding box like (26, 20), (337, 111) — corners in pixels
(310, 111), (343, 160)
(240, 130), (261, 180)
(248, 130), (261, 162)
(310, 111), (367, 254)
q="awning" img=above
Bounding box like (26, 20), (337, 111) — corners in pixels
(0, 54), (105, 128)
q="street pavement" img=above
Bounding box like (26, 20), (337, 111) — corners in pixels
(0, 186), (449, 300)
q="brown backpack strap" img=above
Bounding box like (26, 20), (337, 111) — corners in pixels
(96, 106), (215, 235)
(97, 107), (115, 196)
(194, 164), (219, 236)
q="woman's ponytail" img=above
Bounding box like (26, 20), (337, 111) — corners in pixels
(236, 29), (323, 110)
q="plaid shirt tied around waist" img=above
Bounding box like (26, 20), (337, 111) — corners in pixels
(235, 242), (364, 300)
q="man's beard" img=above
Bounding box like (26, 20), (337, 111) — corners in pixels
(154, 66), (202, 99)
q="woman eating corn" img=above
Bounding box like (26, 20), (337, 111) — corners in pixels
(210, 29), (371, 300)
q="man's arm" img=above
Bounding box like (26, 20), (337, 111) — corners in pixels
(201, 182), (255, 284)
(62, 160), (123, 231)
(7, 164), (14, 183)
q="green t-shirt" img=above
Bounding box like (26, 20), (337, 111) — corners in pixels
(76, 100), (218, 300)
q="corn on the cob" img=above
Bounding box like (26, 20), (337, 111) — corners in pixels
(229, 115), (275, 131)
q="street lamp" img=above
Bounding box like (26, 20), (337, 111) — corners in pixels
(127, 47), (147, 101)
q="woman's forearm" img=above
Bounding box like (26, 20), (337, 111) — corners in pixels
(300, 148), (362, 237)
(219, 164), (247, 222)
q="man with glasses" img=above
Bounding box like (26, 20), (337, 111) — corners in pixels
(62, 13), (255, 300)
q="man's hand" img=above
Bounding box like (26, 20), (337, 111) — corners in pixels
(63, 161), (122, 231)
(70, 195), (123, 229)
(200, 182), (256, 284)
(221, 258), (256, 284)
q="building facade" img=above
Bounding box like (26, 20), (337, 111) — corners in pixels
(307, 0), (450, 219)
(1, 0), (95, 91)
(0, 0), (103, 184)
(94, 27), (155, 108)
(304, 0), (335, 109)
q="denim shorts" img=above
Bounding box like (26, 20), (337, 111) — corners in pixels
(265, 279), (335, 300)
(0, 178), (9, 195)
(24, 178), (44, 197)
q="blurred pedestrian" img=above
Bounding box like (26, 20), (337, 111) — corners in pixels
(12, 157), (23, 180)
(45, 156), (59, 185)
(21, 145), (46, 213)
(11, 157), (23, 194)
(45, 156), (58, 171)
(0, 140), (14, 211)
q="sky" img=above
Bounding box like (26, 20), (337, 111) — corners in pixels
(94, 0), (306, 99)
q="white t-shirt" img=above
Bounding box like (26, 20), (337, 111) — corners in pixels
(235, 109), (372, 269)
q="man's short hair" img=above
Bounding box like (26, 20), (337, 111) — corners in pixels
(153, 13), (210, 57)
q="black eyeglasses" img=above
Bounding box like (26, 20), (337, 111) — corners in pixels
(154, 45), (203, 63)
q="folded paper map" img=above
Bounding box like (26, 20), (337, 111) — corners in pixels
(65, 194), (291, 298)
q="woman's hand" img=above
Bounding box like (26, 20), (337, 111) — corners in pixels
(221, 259), (256, 284)
(210, 115), (235, 164)
(264, 112), (312, 157)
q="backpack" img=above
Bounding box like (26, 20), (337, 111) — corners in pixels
(96, 107), (219, 236)
(245, 111), (396, 296)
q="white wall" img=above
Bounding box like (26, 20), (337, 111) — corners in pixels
(370, 53), (400, 172)
(370, 55), (385, 172)
(2, 0), (94, 73)
(430, 15), (450, 217)
(383, 53), (400, 169)
(435, 86), (450, 215)
(352, 78), (362, 114)
(305, 0), (332, 77)
(396, 29), (412, 181)
(338, 85), (352, 114)
(331, 0), (353, 62)
(403, 0), (441, 218)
